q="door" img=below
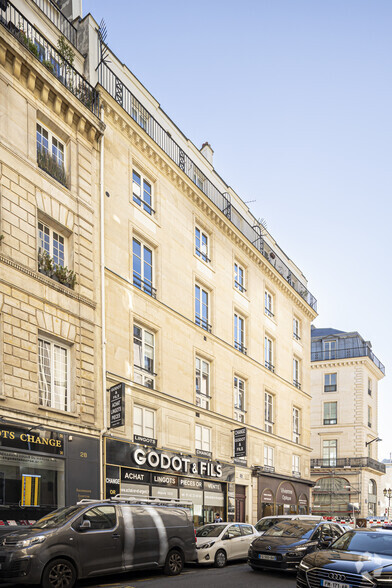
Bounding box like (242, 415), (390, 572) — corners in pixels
(224, 524), (244, 559)
(74, 505), (122, 577)
(239, 524), (257, 557)
(235, 485), (246, 522)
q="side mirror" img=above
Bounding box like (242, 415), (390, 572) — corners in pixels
(79, 519), (91, 531)
(223, 533), (232, 540)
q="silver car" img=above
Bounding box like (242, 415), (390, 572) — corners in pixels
(196, 522), (259, 567)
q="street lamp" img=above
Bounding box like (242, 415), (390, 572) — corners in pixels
(365, 437), (382, 448)
(383, 488), (392, 520)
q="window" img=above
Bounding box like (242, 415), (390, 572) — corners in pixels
(132, 238), (155, 297)
(195, 285), (210, 331)
(36, 123), (66, 186)
(131, 97), (148, 130)
(80, 506), (116, 531)
(133, 405), (155, 438)
(293, 318), (300, 340)
(324, 401), (337, 425)
(234, 376), (245, 422)
(368, 378), (372, 396)
(38, 221), (66, 268)
(264, 392), (274, 433)
(195, 424), (211, 452)
(293, 407), (300, 443)
(196, 357), (210, 409)
(132, 170), (154, 215)
(368, 406), (372, 428)
(292, 455), (300, 475)
(323, 340), (337, 360)
(133, 325), (155, 389)
(293, 358), (301, 389)
(234, 262), (245, 293)
(324, 373), (337, 392)
(38, 336), (70, 411)
(195, 227), (210, 263)
(234, 313), (246, 354)
(265, 290), (274, 318)
(322, 439), (337, 466)
(264, 445), (274, 469)
(264, 336), (274, 371)
(193, 167), (206, 190)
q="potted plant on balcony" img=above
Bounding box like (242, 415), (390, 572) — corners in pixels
(38, 249), (77, 289)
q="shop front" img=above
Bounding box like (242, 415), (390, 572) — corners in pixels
(0, 423), (100, 525)
(105, 437), (235, 527)
(254, 471), (313, 520)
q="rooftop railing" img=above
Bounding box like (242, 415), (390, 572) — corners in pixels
(0, 1), (99, 116)
(31, 0), (77, 47)
(311, 347), (385, 375)
(98, 61), (317, 312)
(311, 457), (386, 473)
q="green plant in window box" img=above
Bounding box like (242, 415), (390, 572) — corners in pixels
(37, 148), (67, 187)
(38, 249), (54, 278)
(53, 263), (77, 289)
(38, 249), (77, 289)
(42, 59), (54, 74)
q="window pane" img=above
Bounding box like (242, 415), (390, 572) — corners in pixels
(38, 339), (51, 406)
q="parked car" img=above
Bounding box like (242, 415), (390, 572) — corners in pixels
(196, 522), (259, 567)
(297, 528), (392, 587)
(0, 496), (197, 587)
(255, 514), (322, 535)
(248, 519), (345, 572)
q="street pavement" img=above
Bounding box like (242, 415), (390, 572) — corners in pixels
(80, 562), (297, 587)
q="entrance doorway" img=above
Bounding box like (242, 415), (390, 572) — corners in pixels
(235, 485), (246, 522)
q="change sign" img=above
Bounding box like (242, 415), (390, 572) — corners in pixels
(109, 383), (125, 428)
(234, 427), (247, 457)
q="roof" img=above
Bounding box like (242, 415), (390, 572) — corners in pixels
(311, 328), (346, 338)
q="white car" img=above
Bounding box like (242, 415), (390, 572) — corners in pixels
(196, 522), (259, 567)
(254, 514), (322, 535)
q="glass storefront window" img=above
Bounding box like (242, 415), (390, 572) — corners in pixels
(0, 450), (65, 521)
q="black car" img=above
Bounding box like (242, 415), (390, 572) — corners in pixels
(297, 529), (392, 587)
(248, 520), (345, 572)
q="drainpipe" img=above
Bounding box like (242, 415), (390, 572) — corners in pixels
(99, 104), (107, 499)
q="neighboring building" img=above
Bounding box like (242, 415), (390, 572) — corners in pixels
(0, 0), (318, 526)
(380, 459), (392, 518)
(0, 0), (103, 521)
(310, 327), (385, 518)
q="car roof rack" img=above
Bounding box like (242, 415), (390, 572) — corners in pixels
(77, 495), (193, 508)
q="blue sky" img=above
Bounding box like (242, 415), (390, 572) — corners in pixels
(83, 0), (392, 459)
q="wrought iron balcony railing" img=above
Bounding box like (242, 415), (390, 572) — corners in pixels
(0, 2), (99, 116)
(98, 61), (317, 312)
(311, 457), (386, 473)
(31, 0), (77, 47)
(311, 347), (385, 375)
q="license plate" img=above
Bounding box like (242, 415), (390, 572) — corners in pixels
(321, 580), (352, 588)
(258, 554), (277, 560)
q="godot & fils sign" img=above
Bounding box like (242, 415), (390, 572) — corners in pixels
(106, 439), (223, 478)
(109, 383), (125, 428)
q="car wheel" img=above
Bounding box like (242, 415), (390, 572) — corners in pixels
(164, 549), (184, 576)
(214, 549), (227, 568)
(41, 558), (76, 588)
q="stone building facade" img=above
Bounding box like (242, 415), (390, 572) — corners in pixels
(310, 327), (385, 518)
(0, 0), (103, 521)
(0, 0), (318, 525)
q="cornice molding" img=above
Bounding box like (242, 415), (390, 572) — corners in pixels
(0, 253), (96, 310)
(100, 93), (316, 319)
(0, 31), (104, 145)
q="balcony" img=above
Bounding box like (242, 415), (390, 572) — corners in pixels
(311, 347), (385, 375)
(0, 2), (99, 116)
(97, 61), (317, 312)
(31, 0), (77, 47)
(311, 457), (386, 473)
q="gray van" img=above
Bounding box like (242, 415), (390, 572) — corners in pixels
(0, 496), (197, 587)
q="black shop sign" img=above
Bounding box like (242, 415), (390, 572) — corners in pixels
(109, 383), (125, 429)
(234, 427), (247, 458)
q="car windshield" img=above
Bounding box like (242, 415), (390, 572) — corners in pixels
(196, 524), (228, 538)
(255, 518), (289, 532)
(264, 521), (316, 539)
(32, 506), (83, 529)
(331, 531), (392, 556)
